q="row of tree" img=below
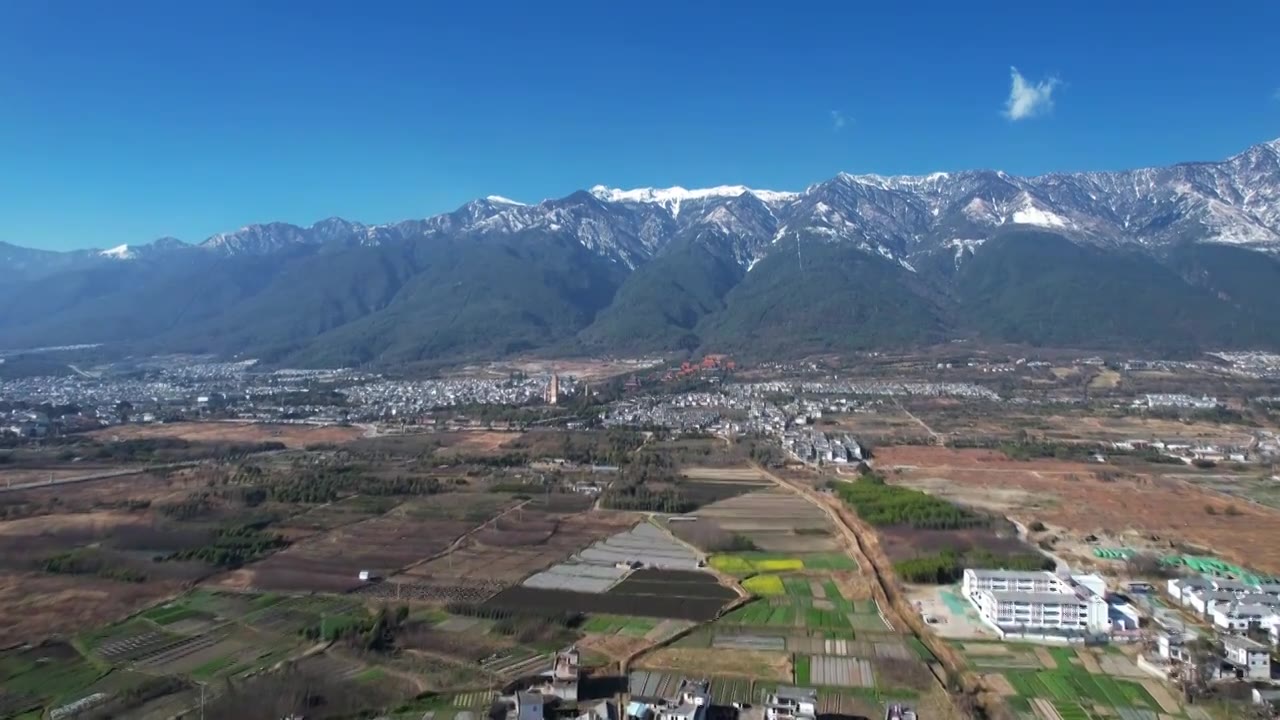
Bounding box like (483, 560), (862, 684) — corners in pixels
(894, 549), (1054, 584)
(836, 475), (989, 529)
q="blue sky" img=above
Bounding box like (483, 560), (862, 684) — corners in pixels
(2, 1), (1278, 251)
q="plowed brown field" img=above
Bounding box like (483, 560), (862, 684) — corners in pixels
(878, 446), (1280, 575)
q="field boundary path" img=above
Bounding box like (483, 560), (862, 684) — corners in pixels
(395, 498), (533, 577)
(749, 462), (996, 717)
(0, 461), (200, 494)
(894, 400), (945, 445)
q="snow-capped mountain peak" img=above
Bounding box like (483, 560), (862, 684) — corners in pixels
(484, 195), (525, 206)
(589, 184), (797, 218)
(17, 136), (1280, 275)
(99, 244), (133, 259)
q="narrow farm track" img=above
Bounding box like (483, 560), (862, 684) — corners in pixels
(749, 463), (995, 718)
(894, 399), (945, 445)
(395, 498), (533, 577)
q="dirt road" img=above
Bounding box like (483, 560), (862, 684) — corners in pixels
(0, 462), (199, 494)
(895, 400), (944, 445)
(748, 463), (988, 716)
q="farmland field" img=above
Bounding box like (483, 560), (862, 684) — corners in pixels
(878, 445), (1280, 575)
(216, 499), (509, 592)
(709, 552), (857, 576)
(86, 421), (363, 448)
(485, 568), (735, 621)
(693, 489), (844, 553)
(384, 509), (634, 603)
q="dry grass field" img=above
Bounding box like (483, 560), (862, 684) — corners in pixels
(680, 467), (768, 482)
(0, 572), (184, 645)
(87, 421), (363, 448)
(215, 511), (481, 593)
(878, 446), (1280, 575)
(908, 406), (1259, 446)
(638, 647), (792, 680)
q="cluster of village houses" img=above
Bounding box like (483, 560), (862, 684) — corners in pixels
(782, 429), (865, 465)
(497, 649), (914, 720)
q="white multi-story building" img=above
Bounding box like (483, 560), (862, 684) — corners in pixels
(962, 569), (1110, 639)
(963, 568), (1067, 595)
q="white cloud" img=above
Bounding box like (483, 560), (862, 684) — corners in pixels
(830, 110), (847, 131)
(1003, 67), (1059, 121)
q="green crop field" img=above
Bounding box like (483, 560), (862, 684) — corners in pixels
(795, 655), (812, 685)
(142, 605), (205, 626)
(783, 577), (813, 597)
(190, 654), (240, 681)
(1004, 668), (1162, 714)
(1052, 700), (1089, 720)
(803, 608), (852, 630)
(0, 644), (103, 709)
(724, 576), (881, 631)
(582, 615), (658, 636)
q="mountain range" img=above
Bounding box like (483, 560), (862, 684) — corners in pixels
(3, 138), (1280, 366)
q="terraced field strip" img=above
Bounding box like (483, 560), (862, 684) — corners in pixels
(1029, 698), (1063, 720)
(712, 634), (786, 652)
(1115, 707), (1158, 720)
(133, 634), (226, 668)
(96, 631), (170, 661)
(583, 615), (659, 637)
(141, 605), (207, 626)
(452, 691), (496, 709)
(783, 578), (813, 597)
(794, 655), (811, 685)
(1051, 700), (1089, 720)
(629, 671), (685, 700)
(804, 607), (852, 630)
(710, 676), (754, 705)
(1004, 669), (1161, 714)
(806, 655), (874, 688)
(480, 649), (546, 678)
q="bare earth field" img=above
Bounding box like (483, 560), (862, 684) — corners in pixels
(439, 430), (522, 455)
(695, 489), (840, 552)
(680, 467), (768, 482)
(0, 466), (144, 487)
(87, 421), (363, 448)
(827, 408), (933, 444)
(638, 647), (792, 681)
(910, 407), (1259, 446)
(215, 513), (480, 593)
(393, 510), (636, 596)
(0, 469), (205, 510)
(879, 446), (1280, 575)
(491, 357), (662, 381)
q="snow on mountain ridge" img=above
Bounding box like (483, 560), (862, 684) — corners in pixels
(100, 244), (133, 259)
(589, 184), (798, 217)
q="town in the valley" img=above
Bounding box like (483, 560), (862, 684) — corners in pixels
(3, 347), (1280, 719)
